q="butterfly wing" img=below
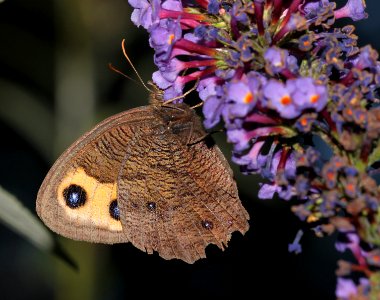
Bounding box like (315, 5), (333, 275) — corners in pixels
(117, 128), (250, 263)
(36, 106), (155, 244)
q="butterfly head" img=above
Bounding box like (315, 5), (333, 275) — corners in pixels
(146, 81), (205, 145)
(147, 81), (165, 105)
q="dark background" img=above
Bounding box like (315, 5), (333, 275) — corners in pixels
(0, 1), (379, 299)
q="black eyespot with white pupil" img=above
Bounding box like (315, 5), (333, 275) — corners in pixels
(63, 184), (87, 208)
(147, 202), (156, 211)
(202, 220), (213, 230)
(109, 200), (120, 220)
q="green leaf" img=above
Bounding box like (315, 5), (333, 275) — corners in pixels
(0, 185), (77, 268)
(0, 79), (54, 162)
(0, 185), (54, 251)
(368, 141), (380, 167)
(360, 210), (380, 247)
(370, 272), (380, 300)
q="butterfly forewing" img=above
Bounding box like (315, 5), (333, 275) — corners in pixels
(36, 107), (155, 244)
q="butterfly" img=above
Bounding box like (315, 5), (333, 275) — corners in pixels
(36, 40), (249, 264)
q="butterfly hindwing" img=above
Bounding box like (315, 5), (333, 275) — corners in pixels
(117, 106), (249, 263)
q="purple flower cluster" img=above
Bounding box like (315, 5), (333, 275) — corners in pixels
(128, 0), (380, 298)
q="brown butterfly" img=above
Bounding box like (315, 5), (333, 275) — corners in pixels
(36, 42), (249, 264)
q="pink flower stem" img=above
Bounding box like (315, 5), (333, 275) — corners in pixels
(278, 147), (290, 171)
(281, 68), (297, 79)
(254, 1), (265, 35)
(180, 19), (205, 29)
(175, 38), (217, 56)
(340, 71), (354, 86)
(160, 9), (206, 21)
(181, 59), (217, 69)
(272, 0), (302, 43)
(271, 0), (283, 24)
(321, 108), (337, 132)
(245, 113), (279, 124)
(246, 126), (294, 139)
(180, 66), (217, 84)
(195, 0), (209, 10)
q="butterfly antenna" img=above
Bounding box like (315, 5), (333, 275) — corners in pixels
(190, 102), (203, 109)
(108, 63), (140, 86)
(163, 78), (200, 105)
(121, 39), (153, 93)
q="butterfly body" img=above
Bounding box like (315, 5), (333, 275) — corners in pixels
(36, 100), (249, 263)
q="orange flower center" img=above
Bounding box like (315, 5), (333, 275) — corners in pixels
(307, 215), (319, 223)
(274, 61), (283, 67)
(300, 118), (308, 127)
(346, 183), (355, 193)
(310, 94), (320, 104)
(168, 34), (175, 45)
(280, 95), (292, 105)
(244, 92), (254, 104)
(327, 171), (335, 181)
(350, 97), (359, 105)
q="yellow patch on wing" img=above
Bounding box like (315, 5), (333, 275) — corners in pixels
(57, 167), (122, 232)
